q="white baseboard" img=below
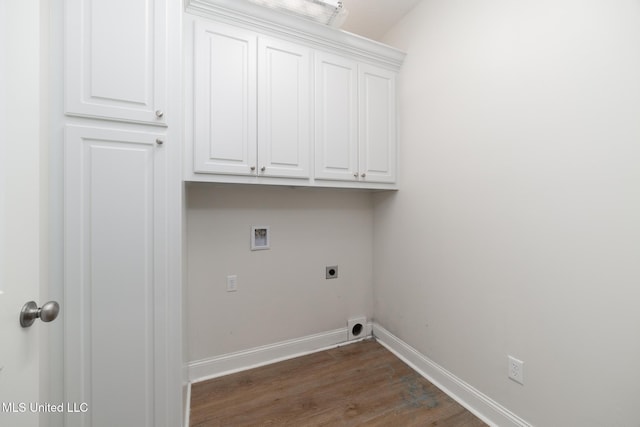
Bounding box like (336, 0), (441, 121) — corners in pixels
(373, 323), (531, 427)
(188, 324), (372, 383)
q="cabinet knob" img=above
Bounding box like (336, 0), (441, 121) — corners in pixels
(155, 110), (164, 118)
(250, 166), (256, 172)
(361, 173), (366, 178)
(353, 173), (358, 178)
(155, 138), (164, 145)
(260, 166), (266, 172)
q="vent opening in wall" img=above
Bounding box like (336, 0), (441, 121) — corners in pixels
(347, 317), (367, 341)
(352, 323), (363, 336)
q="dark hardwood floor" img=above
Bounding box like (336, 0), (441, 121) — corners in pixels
(190, 339), (487, 426)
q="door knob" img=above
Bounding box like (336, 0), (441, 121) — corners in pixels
(20, 301), (60, 328)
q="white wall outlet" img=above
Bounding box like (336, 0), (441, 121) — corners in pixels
(226, 275), (237, 292)
(508, 355), (524, 385)
(326, 265), (338, 279)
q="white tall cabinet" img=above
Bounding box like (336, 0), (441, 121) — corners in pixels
(63, 0), (182, 426)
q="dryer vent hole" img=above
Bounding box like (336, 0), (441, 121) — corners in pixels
(351, 323), (363, 337)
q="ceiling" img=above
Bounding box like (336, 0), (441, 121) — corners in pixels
(339, 0), (422, 41)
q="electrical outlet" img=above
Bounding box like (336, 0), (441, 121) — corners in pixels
(326, 266), (338, 279)
(226, 275), (237, 292)
(508, 355), (524, 385)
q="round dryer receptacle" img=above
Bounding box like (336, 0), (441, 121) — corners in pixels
(351, 323), (363, 337)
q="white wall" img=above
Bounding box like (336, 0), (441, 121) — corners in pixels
(186, 184), (373, 362)
(374, 1), (640, 425)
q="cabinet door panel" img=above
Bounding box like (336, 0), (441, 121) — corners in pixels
(258, 37), (310, 178)
(64, 126), (167, 427)
(314, 52), (358, 181)
(65, 0), (166, 125)
(194, 22), (257, 175)
(359, 64), (397, 183)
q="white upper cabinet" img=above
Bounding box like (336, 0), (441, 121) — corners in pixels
(185, 1), (405, 188)
(358, 64), (397, 184)
(258, 37), (310, 179)
(192, 21), (311, 179)
(315, 56), (397, 184)
(65, 0), (167, 125)
(193, 21), (257, 175)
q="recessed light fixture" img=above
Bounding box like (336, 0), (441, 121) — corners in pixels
(246, 0), (348, 28)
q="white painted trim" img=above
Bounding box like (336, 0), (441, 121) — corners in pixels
(373, 323), (531, 427)
(166, 1), (185, 425)
(185, 0), (405, 70)
(188, 325), (372, 383)
(183, 169), (399, 190)
(184, 382), (191, 427)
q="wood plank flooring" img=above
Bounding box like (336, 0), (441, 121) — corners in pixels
(190, 340), (487, 426)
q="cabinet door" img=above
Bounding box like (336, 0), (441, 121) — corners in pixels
(64, 125), (168, 427)
(359, 64), (397, 183)
(258, 37), (311, 178)
(314, 52), (358, 181)
(65, 0), (167, 125)
(194, 21), (257, 175)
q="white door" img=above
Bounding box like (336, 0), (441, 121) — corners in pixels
(358, 63), (397, 183)
(65, 0), (168, 125)
(64, 125), (169, 427)
(193, 21), (257, 176)
(0, 1), (57, 426)
(314, 51), (358, 182)
(258, 37), (311, 178)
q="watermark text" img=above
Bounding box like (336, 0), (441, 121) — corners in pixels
(2, 402), (88, 414)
